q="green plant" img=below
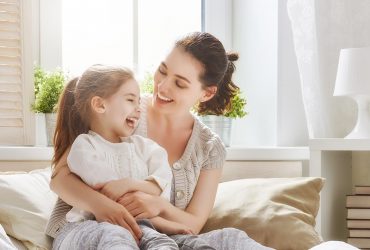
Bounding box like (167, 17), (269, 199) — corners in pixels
(196, 89), (247, 119)
(224, 89), (247, 118)
(140, 71), (154, 94)
(32, 66), (65, 113)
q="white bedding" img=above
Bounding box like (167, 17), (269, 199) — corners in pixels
(0, 224), (17, 250)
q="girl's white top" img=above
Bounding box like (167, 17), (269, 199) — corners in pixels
(66, 130), (171, 222)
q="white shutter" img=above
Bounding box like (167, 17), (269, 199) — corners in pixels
(0, 0), (33, 145)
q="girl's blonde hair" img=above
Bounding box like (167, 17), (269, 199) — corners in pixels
(52, 64), (134, 176)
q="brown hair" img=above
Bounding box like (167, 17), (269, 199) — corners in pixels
(52, 65), (134, 176)
(175, 32), (239, 115)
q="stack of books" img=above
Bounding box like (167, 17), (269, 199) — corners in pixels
(347, 186), (370, 249)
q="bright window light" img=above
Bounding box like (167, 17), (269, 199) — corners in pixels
(62, 0), (201, 77)
(137, 0), (201, 75)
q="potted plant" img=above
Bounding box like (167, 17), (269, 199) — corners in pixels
(32, 66), (66, 146)
(197, 89), (247, 147)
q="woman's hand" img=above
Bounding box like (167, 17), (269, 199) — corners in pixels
(117, 191), (166, 219)
(50, 157), (142, 243)
(92, 196), (142, 244)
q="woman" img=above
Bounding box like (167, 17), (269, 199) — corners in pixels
(46, 32), (272, 249)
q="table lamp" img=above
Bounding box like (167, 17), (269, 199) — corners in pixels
(334, 47), (370, 138)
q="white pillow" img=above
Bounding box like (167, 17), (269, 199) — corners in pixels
(0, 224), (17, 250)
(0, 168), (57, 250)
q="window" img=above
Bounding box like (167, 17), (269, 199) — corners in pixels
(62, 0), (202, 77)
(0, 0), (34, 145)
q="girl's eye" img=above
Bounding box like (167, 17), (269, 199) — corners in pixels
(127, 99), (134, 102)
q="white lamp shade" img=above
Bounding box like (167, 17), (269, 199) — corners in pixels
(334, 47), (370, 97)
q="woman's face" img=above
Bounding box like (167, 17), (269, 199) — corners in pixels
(152, 47), (209, 115)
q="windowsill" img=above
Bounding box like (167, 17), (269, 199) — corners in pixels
(0, 146), (309, 161)
(226, 146), (309, 160)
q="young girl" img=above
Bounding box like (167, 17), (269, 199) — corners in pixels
(54, 64), (192, 249)
(47, 32), (273, 249)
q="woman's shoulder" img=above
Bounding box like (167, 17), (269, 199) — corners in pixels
(190, 117), (226, 169)
(194, 116), (224, 146)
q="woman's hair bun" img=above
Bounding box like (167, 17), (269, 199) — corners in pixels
(227, 52), (239, 62)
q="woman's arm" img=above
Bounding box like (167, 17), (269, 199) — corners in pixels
(50, 150), (142, 241)
(120, 168), (222, 234)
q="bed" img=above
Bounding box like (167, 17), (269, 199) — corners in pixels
(0, 159), (356, 250)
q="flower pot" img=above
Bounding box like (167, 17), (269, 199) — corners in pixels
(199, 115), (232, 147)
(35, 113), (47, 146)
(45, 113), (57, 146)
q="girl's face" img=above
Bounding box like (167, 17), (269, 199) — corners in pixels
(102, 79), (141, 138)
(153, 47), (211, 115)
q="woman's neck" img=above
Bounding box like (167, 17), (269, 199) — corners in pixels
(146, 104), (194, 165)
(149, 106), (194, 131)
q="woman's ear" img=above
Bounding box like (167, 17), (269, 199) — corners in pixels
(91, 96), (106, 113)
(200, 86), (217, 103)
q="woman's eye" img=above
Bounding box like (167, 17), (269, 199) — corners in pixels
(158, 68), (166, 75)
(127, 99), (134, 102)
(176, 81), (185, 89)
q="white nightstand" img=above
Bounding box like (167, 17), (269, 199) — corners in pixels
(309, 138), (370, 241)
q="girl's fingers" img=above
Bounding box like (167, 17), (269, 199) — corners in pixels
(92, 182), (105, 190)
(134, 212), (148, 220)
(124, 202), (139, 212)
(128, 207), (143, 217)
(119, 195), (134, 206)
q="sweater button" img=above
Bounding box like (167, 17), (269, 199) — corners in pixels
(176, 190), (184, 199)
(173, 163), (181, 170)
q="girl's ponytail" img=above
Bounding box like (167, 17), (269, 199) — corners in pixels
(52, 77), (88, 176)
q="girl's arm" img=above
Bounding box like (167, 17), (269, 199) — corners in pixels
(120, 168), (222, 234)
(50, 150), (142, 241)
(97, 178), (162, 201)
(149, 217), (193, 235)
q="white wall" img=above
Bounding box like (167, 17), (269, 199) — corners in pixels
(39, 0), (62, 70)
(277, 0), (308, 146)
(231, 0), (308, 146)
(232, 0), (278, 146)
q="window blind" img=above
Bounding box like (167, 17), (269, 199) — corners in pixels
(0, 0), (25, 145)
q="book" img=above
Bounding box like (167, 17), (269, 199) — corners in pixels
(347, 237), (370, 248)
(348, 219), (370, 229)
(355, 186), (370, 195)
(348, 208), (370, 219)
(347, 195), (370, 208)
(349, 229), (370, 237)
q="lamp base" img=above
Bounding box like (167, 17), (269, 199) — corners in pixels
(345, 96), (370, 139)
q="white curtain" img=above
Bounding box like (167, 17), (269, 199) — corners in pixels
(287, 0), (370, 138)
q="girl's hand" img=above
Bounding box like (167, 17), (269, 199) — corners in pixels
(94, 178), (133, 201)
(117, 191), (165, 219)
(92, 196), (142, 244)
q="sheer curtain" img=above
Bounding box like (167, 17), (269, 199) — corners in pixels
(287, 0), (370, 138)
